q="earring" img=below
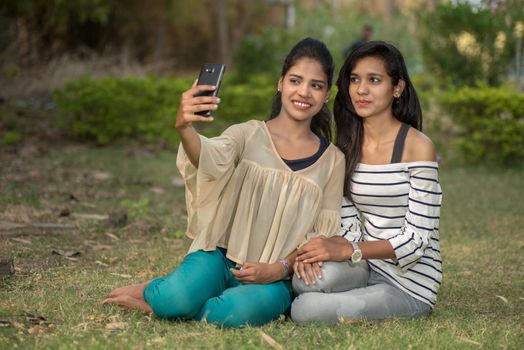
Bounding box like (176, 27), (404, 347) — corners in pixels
(277, 87), (281, 92)
(325, 99), (329, 103)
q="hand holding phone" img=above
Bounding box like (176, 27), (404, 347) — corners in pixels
(194, 63), (226, 116)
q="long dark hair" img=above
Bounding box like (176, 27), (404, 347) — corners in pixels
(334, 41), (422, 200)
(269, 37), (335, 140)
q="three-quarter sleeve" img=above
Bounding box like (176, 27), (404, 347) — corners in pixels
(306, 152), (345, 240)
(389, 165), (442, 270)
(339, 196), (363, 242)
(176, 123), (250, 239)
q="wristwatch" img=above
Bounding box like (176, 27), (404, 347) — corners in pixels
(350, 241), (362, 263)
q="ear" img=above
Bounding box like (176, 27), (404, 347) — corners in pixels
(394, 79), (406, 98)
(325, 88), (331, 103)
(277, 77), (283, 92)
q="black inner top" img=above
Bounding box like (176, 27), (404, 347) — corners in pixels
(282, 137), (330, 171)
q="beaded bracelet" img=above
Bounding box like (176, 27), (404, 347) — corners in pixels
(278, 259), (290, 279)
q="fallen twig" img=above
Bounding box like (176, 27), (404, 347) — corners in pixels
(0, 221), (76, 236)
(258, 330), (284, 350)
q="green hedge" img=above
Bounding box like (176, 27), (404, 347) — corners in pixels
(439, 86), (524, 164)
(53, 75), (277, 146)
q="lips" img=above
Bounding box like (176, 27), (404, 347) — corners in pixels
(355, 99), (371, 107)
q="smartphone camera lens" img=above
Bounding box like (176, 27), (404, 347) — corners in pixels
(205, 68), (215, 73)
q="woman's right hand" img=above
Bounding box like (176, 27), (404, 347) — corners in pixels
(296, 236), (352, 264)
(175, 82), (221, 129)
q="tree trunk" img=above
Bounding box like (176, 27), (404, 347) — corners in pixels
(216, 0), (230, 66)
(285, 1), (295, 29)
(384, 0), (396, 24)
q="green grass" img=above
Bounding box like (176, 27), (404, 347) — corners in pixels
(1, 144), (523, 349)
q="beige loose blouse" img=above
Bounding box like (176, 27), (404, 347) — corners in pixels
(177, 120), (345, 264)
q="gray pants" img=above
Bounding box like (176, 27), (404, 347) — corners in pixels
(291, 261), (431, 324)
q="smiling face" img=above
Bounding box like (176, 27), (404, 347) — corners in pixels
(277, 57), (330, 123)
(349, 56), (404, 120)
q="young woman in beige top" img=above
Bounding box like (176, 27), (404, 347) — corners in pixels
(102, 38), (345, 327)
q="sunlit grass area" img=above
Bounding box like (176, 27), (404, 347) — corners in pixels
(1, 144), (523, 349)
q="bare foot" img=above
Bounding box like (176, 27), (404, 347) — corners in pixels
(107, 281), (150, 299)
(102, 295), (153, 313)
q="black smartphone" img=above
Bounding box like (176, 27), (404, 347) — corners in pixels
(194, 63), (226, 116)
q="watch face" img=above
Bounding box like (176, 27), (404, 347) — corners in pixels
(352, 250), (362, 263)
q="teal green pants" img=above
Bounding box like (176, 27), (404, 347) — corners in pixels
(143, 249), (292, 328)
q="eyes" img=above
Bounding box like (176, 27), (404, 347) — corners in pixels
(350, 75), (382, 84)
(289, 77), (325, 90)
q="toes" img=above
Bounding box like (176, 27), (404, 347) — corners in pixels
(101, 298), (114, 305)
(107, 291), (119, 298)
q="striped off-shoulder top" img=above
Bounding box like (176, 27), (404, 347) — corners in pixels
(340, 161), (442, 308)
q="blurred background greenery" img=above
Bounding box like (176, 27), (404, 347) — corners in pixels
(1, 0), (523, 164)
(2, 4), (523, 349)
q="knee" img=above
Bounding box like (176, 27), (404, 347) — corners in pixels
(292, 273), (331, 294)
(290, 294), (324, 324)
(202, 302), (260, 328)
(201, 284), (291, 328)
(292, 274), (316, 294)
(291, 262), (337, 294)
(143, 279), (198, 319)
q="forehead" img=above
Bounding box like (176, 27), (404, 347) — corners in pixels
(351, 56), (387, 75)
(286, 58), (327, 80)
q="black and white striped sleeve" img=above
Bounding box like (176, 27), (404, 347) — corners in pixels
(389, 165), (442, 270)
(339, 196), (363, 242)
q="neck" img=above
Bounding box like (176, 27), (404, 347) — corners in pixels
(267, 115), (313, 140)
(363, 115), (400, 145)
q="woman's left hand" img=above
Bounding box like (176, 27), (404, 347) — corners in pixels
(230, 262), (284, 284)
(296, 236), (352, 263)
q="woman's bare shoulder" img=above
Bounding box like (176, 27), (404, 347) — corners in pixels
(403, 128), (436, 162)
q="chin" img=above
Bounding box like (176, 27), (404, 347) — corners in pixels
(357, 112), (373, 119)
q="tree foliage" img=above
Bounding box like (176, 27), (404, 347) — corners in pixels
(417, 0), (524, 87)
(0, 0), (269, 68)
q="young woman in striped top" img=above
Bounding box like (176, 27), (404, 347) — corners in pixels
(291, 41), (442, 323)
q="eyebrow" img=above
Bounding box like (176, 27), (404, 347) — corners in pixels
(350, 72), (384, 77)
(289, 74), (326, 84)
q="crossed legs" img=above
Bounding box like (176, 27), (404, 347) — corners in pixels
(102, 250), (292, 327)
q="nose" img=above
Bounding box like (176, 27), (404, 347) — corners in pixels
(297, 83), (310, 97)
(356, 81), (368, 95)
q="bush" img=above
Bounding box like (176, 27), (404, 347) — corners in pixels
(0, 103), (28, 146)
(438, 86), (524, 164)
(53, 74), (278, 146)
(53, 77), (188, 145)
